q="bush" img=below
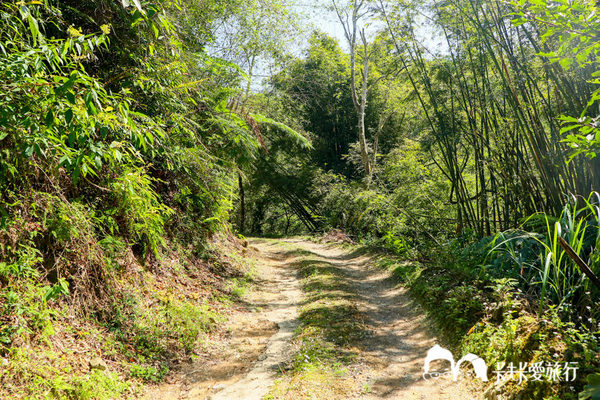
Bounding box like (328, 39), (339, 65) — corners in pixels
(110, 167), (173, 258)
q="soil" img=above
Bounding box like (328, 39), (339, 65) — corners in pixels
(145, 238), (482, 399)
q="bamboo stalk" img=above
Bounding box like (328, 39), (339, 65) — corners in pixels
(558, 237), (600, 292)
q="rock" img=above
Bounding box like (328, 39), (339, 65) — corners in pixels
(258, 354), (267, 361)
(89, 357), (108, 371)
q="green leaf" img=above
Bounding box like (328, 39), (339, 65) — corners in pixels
(579, 373), (600, 400)
(65, 109), (73, 125)
(537, 51), (557, 58)
(132, 0), (144, 13)
(24, 146), (34, 158)
(560, 124), (580, 134)
(559, 115), (579, 123)
(85, 93), (98, 115)
(56, 74), (77, 96)
(58, 155), (71, 167)
(251, 113), (312, 149)
(559, 57), (574, 70)
(45, 110), (54, 126)
(27, 13), (39, 46)
(68, 131), (76, 147)
(34, 143), (42, 157)
(131, 10), (144, 25)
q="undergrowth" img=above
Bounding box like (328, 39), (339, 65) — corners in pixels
(0, 230), (251, 399)
(374, 234), (600, 400)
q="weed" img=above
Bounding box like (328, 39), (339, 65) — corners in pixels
(110, 167), (174, 258)
(98, 236), (127, 271)
(69, 370), (132, 400)
(229, 277), (249, 299)
(129, 363), (168, 383)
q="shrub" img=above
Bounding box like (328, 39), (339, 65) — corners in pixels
(110, 167), (173, 258)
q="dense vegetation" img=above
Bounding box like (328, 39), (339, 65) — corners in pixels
(1, 0), (600, 398)
(0, 0), (302, 397)
(239, 0), (600, 398)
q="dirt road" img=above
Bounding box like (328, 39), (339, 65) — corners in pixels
(146, 238), (481, 399)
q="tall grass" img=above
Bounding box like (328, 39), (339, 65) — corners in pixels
(489, 193), (600, 318)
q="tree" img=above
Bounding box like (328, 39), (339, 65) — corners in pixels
(513, 0), (600, 161)
(210, 0), (300, 99)
(332, 0), (374, 179)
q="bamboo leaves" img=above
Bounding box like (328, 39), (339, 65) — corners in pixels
(515, 0), (600, 161)
(121, 0), (144, 14)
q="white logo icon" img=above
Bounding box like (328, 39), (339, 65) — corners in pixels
(423, 345), (489, 382)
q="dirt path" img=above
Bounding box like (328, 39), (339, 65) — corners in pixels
(207, 240), (302, 400)
(145, 238), (481, 399)
(278, 238), (480, 399)
(145, 239), (302, 400)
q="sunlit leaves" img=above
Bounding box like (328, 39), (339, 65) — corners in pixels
(0, 0), (173, 187)
(250, 113), (312, 149)
(121, 0), (144, 14)
(513, 0), (600, 159)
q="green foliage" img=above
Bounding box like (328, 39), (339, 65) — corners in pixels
(68, 370), (131, 400)
(513, 0), (600, 160)
(378, 238), (598, 398)
(107, 288), (224, 367)
(98, 235), (128, 271)
(3, 347), (132, 400)
(270, 32), (356, 175)
(0, 1), (166, 189)
(311, 140), (453, 252)
(409, 261), (485, 347)
(129, 363), (168, 383)
(211, 0), (301, 93)
(2, 0), (600, 397)
(580, 373), (600, 400)
(0, 245), (41, 281)
(110, 168), (173, 257)
(44, 278), (69, 302)
(0, 0), (297, 396)
(489, 193), (600, 318)
(0, 279), (62, 344)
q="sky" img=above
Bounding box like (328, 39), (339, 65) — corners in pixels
(234, 0), (448, 90)
(289, 0), (447, 56)
(291, 1), (348, 49)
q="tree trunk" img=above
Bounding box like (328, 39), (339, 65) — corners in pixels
(358, 30), (372, 180)
(333, 0), (372, 179)
(238, 172), (245, 233)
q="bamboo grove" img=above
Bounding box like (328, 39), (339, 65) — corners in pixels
(381, 0), (600, 237)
